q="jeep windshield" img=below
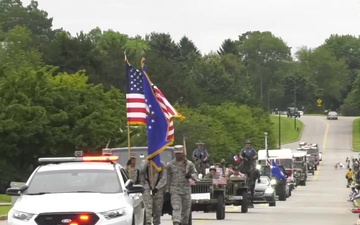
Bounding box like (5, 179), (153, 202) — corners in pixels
(294, 162), (304, 169)
(26, 169), (122, 195)
(307, 148), (318, 154)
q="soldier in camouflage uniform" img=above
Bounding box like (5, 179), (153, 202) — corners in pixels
(125, 153), (139, 184)
(139, 158), (167, 225)
(166, 145), (197, 225)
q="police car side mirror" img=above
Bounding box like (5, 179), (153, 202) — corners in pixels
(127, 185), (145, 194)
(6, 185), (28, 196)
(125, 179), (134, 190)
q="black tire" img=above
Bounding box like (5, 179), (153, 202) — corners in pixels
(312, 172), (315, 175)
(241, 191), (248, 213)
(132, 214), (135, 225)
(269, 197), (276, 207)
(278, 184), (286, 201)
(216, 194), (225, 220)
(288, 188), (292, 197)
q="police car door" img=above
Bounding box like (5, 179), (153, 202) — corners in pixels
(119, 166), (144, 221)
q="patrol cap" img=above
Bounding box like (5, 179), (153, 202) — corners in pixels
(209, 166), (216, 171)
(245, 139), (251, 144)
(174, 145), (184, 154)
(130, 153), (136, 159)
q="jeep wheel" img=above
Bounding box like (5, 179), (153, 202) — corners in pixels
(216, 194), (225, 220)
(312, 172), (315, 175)
(300, 180), (306, 186)
(241, 191), (248, 213)
(269, 197), (276, 207)
(278, 185), (286, 201)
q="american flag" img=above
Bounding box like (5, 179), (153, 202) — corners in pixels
(212, 177), (227, 185)
(126, 63), (147, 126)
(152, 84), (184, 141)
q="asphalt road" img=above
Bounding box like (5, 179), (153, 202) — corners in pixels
(0, 115), (358, 225)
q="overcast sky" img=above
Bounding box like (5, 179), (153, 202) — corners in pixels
(22, 0), (360, 55)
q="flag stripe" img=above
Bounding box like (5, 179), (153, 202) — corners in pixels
(126, 64), (147, 126)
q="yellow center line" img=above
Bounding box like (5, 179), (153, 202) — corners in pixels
(313, 119), (330, 181)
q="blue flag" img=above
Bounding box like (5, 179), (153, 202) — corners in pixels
(271, 160), (286, 180)
(142, 63), (171, 171)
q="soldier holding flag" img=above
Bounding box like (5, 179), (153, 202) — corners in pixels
(139, 159), (167, 225)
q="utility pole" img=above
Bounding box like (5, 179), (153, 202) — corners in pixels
(278, 109), (281, 149)
(294, 78), (297, 130)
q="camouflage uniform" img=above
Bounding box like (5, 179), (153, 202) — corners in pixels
(139, 160), (167, 225)
(166, 158), (197, 225)
(125, 165), (139, 183)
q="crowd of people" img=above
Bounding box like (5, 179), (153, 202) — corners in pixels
(346, 157), (360, 202)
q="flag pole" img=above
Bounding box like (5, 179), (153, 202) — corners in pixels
(124, 50), (132, 160)
(183, 136), (187, 156)
(127, 125), (131, 159)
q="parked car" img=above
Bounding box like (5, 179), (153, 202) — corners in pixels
(327, 111), (338, 120)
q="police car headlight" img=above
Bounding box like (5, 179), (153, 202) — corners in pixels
(265, 188), (274, 194)
(256, 165), (261, 170)
(100, 208), (126, 219)
(12, 210), (34, 221)
(270, 179), (277, 185)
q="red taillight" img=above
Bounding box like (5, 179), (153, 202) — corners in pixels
(79, 215), (89, 221)
(351, 208), (360, 213)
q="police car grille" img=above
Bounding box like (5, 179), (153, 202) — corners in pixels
(34, 212), (99, 225)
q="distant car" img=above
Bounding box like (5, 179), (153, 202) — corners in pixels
(327, 111), (338, 120)
(252, 176), (276, 206)
(298, 111), (304, 116)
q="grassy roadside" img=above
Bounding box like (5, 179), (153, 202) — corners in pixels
(270, 116), (304, 144)
(0, 194), (11, 215)
(353, 118), (360, 151)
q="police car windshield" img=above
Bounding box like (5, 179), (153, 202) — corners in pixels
(26, 169), (122, 194)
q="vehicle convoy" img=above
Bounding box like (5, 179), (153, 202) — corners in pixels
(6, 151), (146, 225)
(258, 149), (295, 193)
(293, 151), (308, 186)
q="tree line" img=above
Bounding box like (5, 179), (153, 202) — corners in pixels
(1, 0), (360, 188)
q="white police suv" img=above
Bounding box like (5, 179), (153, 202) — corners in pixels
(6, 152), (146, 225)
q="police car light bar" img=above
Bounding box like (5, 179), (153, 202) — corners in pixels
(38, 156), (119, 164)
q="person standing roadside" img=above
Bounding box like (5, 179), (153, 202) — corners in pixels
(166, 145), (197, 225)
(139, 159), (167, 225)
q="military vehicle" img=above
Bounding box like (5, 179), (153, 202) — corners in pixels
(293, 151), (308, 186)
(191, 179), (226, 219)
(225, 176), (249, 213)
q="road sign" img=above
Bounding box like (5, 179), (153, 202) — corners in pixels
(317, 98), (322, 106)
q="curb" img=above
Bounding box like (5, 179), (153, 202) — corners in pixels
(282, 120), (305, 145)
(0, 215), (7, 220)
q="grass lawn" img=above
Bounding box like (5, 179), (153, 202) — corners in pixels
(353, 118), (360, 151)
(0, 205), (11, 215)
(270, 115), (304, 144)
(0, 194), (10, 203)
